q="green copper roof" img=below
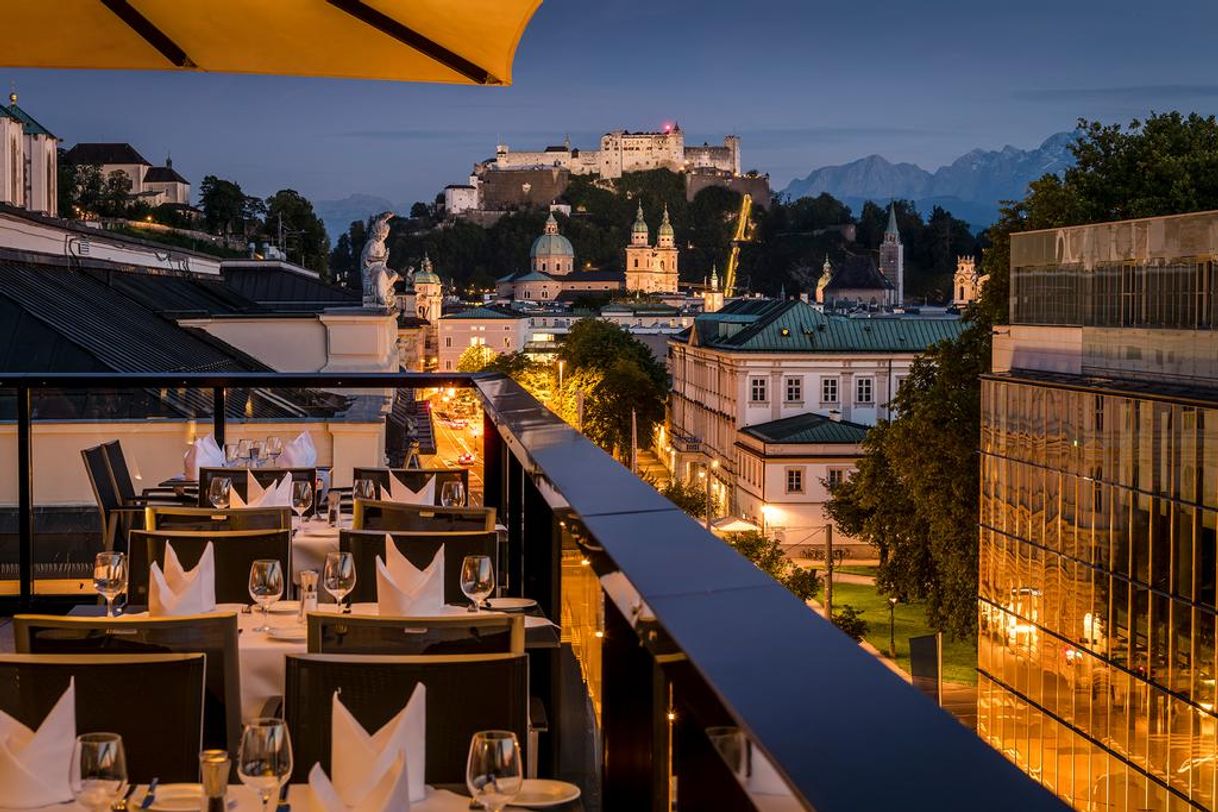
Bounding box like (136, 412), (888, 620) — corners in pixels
(691, 299), (964, 353)
(530, 233), (573, 258)
(5, 103), (55, 138)
(741, 412), (869, 445)
(441, 306), (527, 320)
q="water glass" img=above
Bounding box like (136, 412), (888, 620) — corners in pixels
(323, 551), (356, 613)
(291, 480), (314, 528)
(208, 476), (232, 509)
(70, 733), (127, 811)
(466, 731), (522, 812)
(441, 480), (466, 508)
(460, 555), (495, 612)
(224, 443), (241, 467)
(93, 552), (127, 618)
(353, 478), (377, 501)
(248, 559), (284, 632)
(247, 440), (262, 468)
(237, 719), (293, 812)
(236, 439), (251, 467)
(327, 490), (342, 526)
(266, 436), (283, 464)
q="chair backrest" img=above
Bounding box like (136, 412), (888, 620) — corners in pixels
(128, 529), (291, 605)
(0, 653), (206, 783)
(352, 499), (496, 533)
(145, 505), (292, 533)
(352, 467), (469, 507)
(199, 467), (319, 516)
(81, 444), (122, 548)
(284, 653), (528, 785)
(101, 439), (138, 505)
(14, 614), (240, 758)
(306, 613), (523, 656)
(339, 529), (497, 605)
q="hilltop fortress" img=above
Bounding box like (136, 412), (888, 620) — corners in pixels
(488, 124), (740, 178)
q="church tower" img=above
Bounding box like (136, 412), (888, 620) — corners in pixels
(703, 264), (724, 313)
(816, 256), (832, 304)
(625, 203), (679, 294)
(630, 202), (649, 246)
(413, 253), (443, 325)
(878, 202), (904, 305)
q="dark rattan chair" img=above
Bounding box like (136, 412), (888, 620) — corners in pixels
(198, 467), (319, 517)
(128, 529), (291, 606)
(284, 653), (528, 784)
(0, 653), (205, 783)
(352, 500), (495, 533)
(339, 529), (497, 605)
(14, 614), (241, 758)
(352, 467), (469, 507)
(306, 613), (523, 656)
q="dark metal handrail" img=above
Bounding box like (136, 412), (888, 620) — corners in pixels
(0, 371), (1063, 811)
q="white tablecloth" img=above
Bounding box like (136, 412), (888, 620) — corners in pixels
(291, 518), (344, 582)
(7, 785), (471, 811)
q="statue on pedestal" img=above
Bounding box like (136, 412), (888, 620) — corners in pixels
(360, 212), (400, 311)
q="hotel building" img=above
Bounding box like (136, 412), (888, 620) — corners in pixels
(979, 210), (1218, 810)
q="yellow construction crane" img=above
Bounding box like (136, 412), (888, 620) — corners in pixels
(722, 193), (752, 297)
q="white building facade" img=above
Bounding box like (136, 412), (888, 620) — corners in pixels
(1, 92), (58, 215)
(488, 125), (741, 179)
(438, 307), (531, 371)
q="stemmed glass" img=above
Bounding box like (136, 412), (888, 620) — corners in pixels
(248, 559), (284, 632)
(237, 719), (293, 812)
(208, 476), (232, 509)
(93, 552), (127, 619)
(266, 436), (283, 465)
(291, 480), (314, 530)
(441, 480), (466, 508)
(70, 733), (128, 811)
(247, 440), (263, 469)
(224, 443), (241, 467)
(466, 731), (523, 812)
(323, 551), (356, 613)
(353, 478), (376, 502)
(237, 439), (251, 468)
(460, 555), (495, 612)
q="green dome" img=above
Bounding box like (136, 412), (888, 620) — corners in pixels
(530, 231), (573, 259)
(632, 202), (649, 236)
(658, 205), (674, 238)
(414, 254), (441, 285)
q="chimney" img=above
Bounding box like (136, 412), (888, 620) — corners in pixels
(828, 409), (841, 422)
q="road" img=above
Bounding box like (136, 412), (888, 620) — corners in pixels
(429, 405), (484, 505)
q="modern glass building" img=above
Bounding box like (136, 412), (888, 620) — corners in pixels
(980, 211), (1218, 811)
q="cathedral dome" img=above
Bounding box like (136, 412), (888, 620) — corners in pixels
(632, 202), (649, 237)
(658, 204), (674, 239)
(413, 254), (441, 286)
(530, 213), (574, 259)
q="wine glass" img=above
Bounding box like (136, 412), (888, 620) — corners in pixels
(291, 480), (314, 529)
(93, 552), (127, 619)
(208, 476), (232, 509)
(247, 440), (263, 469)
(224, 443), (241, 467)
(70, 733), (128, 811)
(237, 439), (251, 468)
(460, 555), (495, 612)
(266, 436), (283, 465)
(248, 559), (284, 632)
(353, 478), (376, 501)
(323, 551), (356, 613)
(237, 719), (293, 812)
(466, 731), (522, 812)
(441, 480), (466, 508)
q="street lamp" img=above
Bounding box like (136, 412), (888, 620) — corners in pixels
(888, 596), (899, 658)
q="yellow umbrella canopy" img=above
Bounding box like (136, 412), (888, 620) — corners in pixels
(3, 0), (542, 85)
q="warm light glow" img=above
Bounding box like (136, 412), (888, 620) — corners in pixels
(710, 459), (719, 470)
(594, 630), (604, 638)
(580, 558), (590, 566)
(760, 504), (776, 519)
(666, 711), (676, 721)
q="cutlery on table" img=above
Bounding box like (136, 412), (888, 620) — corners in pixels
(139, 777), (159, 810)
(111, 784), (136, 810)
(275, 780), (291, 812)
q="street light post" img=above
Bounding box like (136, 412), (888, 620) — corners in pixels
(888, 596), (899, 658)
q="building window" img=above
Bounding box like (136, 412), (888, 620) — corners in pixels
(749, 377), (767, 403)
(785, 468), (804, 494)
(503, 337), (511, 347)
(444, 360), (453, 371)
(855, 377), (874, 404)
(444, 336), (452, 348)
(821, 377), (838, 404)
(827, 469), (845, 489)
(784, 377), (802, 403)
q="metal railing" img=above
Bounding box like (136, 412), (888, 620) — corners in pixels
(0, 370), (1064, 811)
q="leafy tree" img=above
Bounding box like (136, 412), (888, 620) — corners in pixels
(331, 219), (369, 291)
(262, 189), (330, 276)
(199, 176), (260, 236)
(456, 345), (498, 372)
(723, 531), (820, 602)
(659, 478), (709, 518)
(96, 170), (133, 218)
(832, 605), (869, 642)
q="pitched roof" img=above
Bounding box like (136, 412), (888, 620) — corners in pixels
(441, 306), (527, 320)
(144, 165), (188, 184)
(740, 412), (869, 445)
(690, 299), (964, 353)
(64, 143), (151, 166)
(221, 263), (360, 312)
(886, 202), (899, 235)
(826, 254), (892, 292)
(5, 103), (55, 138)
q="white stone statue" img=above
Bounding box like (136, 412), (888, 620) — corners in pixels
(360, 211), (400, 310)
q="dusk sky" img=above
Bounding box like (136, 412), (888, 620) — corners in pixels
(6, 0), (1218, 224)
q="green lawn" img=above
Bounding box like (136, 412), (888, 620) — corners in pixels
(828, 581), (977, 685)
(832, 564), (878, 577)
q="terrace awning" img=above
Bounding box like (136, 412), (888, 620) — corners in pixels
(2, 0), (542, 85)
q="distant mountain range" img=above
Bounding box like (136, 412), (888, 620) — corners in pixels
(314, 193), (397, 240)
(780, 131), (1078, 229)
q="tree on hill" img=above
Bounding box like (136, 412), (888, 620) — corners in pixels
(261, 189), (330, 277)
(199, 175), (262, 236)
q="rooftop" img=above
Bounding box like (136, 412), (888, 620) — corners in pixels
(825, 254), (893, 292)
(64, 142), (152, 166)
(441, 306), (529, 320)
(144, 165), (189, 184)
(740, 411), (870, 445)
(4, 101), (56, 138)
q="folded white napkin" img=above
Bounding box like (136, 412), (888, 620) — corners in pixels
(149, 541), (216, 616)
(0, 679), (75, 808)
(385, 473), (435, 506)
(376, 537), (444, 616)
(184, 433), (224, 480)
(308, 685), (425, 810)
(250, 475), (293, 508)
(281, 431), (318, 467)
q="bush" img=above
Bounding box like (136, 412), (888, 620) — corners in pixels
(832, 604), (869, 642)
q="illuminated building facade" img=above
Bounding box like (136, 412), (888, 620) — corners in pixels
(979, 210), (1218, 810)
